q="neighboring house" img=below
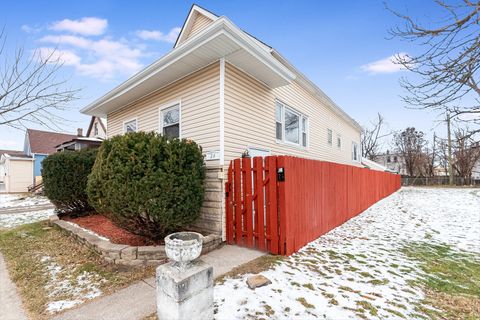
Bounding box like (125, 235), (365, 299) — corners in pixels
(375, 151), (408, 175)
(81, 5), (363, 237)
(24, 129), (76, 185)
(56, 128), (103, 152)
(0, 150), (34, 193)
(86, 116), (107, 139)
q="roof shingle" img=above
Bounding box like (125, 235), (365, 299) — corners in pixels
(27, 129), (76, 154)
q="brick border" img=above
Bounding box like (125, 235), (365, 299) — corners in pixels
(49, 215), (222, 266)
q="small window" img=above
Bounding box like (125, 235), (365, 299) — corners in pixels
(275, 102), (283, 140)
(387, 156), (391, 163)
(161, 104), (180, 139)
(94, 123), (98, 136)
(393, 156), (398, 163)
(337, 134), (341, 149)
(275, 100), (308, 147)
(124, 119), (137, 133)
(327, 129), (333, 146)
(301, 118), (307, 147)
(352, 142), (359, 161)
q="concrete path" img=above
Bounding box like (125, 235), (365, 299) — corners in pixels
(54, 245), (264, 320)
(0, 253), (28, 320)
(0, 204), (54, 215)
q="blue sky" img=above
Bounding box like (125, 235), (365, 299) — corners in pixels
(0, 0), (447, 150)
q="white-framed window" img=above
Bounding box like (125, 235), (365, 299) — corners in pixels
(337, 134), (341, 149)
(94, 122), (98, 136)
(327, 129), (333, 146)
(160, 102), (180, 139)
(123, 118), (137, 133)
(275, 100), (308, 147)
(352, 142), (359, 161)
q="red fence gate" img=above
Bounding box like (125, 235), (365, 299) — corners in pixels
(225, 156), (401, 255)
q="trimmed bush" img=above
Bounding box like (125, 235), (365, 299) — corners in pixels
(42, 148), (98, 215)
(87, 132), (206, 239)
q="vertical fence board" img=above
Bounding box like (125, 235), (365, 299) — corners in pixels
(225, 156), (401, 255)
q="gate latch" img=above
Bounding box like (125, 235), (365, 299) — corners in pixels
(277, 167), (285, 182)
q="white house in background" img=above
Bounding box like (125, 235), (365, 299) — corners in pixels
(0, 150), (34, 193)
(375, 151), (408, 175)
(80, 5), (364, 236)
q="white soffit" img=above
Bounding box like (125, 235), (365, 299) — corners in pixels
(82, 18), (295, 117)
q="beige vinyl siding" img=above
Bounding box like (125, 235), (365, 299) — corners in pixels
(107, 62), (221, 166)
(5, 159), (33, 193)
(224, 62), (361, 166)
(183, 13), (214, 42)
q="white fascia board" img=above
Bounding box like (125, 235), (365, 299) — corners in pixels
(81, 18), (295, 116)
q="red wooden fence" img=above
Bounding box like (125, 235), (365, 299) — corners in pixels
(225, 156), (401, 255)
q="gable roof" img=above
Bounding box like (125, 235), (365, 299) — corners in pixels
(86, 116), (106, 137)
(26, 129), (76, 154)
(81, 5), (361, 131)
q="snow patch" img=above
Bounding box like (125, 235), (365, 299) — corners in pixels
(64, 221), (111, 242)
(41, 255), (106, 313)
(0, 194), (51, 209)
(214, 187), (480, 319)
(0, 209), (54, 228)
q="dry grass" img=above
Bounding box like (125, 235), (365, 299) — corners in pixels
(0, 221), (155, 320)
(215, 254), (283, 284)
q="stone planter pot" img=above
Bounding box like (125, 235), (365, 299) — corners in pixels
(165, 232), (203, 271)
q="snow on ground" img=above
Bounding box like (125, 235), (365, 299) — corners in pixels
(64, 221), (111, 242)
(0, 194), (51, 209)
(0, 209), (54, 228)
(214, 187), (480, 319)
(40, 255), (106, 313)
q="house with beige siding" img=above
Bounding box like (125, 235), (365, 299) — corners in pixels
(81, 5), (363, 238)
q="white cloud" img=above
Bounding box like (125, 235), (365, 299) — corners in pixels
(49, 17), (107, 36)
(21, 24), (42, 34)
(39, 34), (143, 80)
(36, 47), (81, 65)
(361, 53), (410, 74)
(136, 27), (181, 43)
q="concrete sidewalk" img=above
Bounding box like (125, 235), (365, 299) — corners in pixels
(54, 245), (264, 320)
(0, 204), (54, 215)
(0, 253), (28, 320)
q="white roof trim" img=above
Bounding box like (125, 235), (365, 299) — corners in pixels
(81, 17), (296, 116)
(175, 5), (218, 48)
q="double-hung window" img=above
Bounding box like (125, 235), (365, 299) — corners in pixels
(352, 142), (359, 161)
(275, 100), (308, 147)
(161, 103), (180, 139)
(123, 119), (137, 133)
(327, 129), (333, 146)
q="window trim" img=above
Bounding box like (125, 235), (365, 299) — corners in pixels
(123, 118), (138, 134)
(352, 141), (360, 162)
(159, 99), (182, 139)
(336, 134), (341, 149)
(275, 99), (309, 149)
(327, 129), (333, 146)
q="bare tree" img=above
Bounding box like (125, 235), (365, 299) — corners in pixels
(394, 127), (427, 176)
(452, 127), (480, 178)
(423, 133), (438, 177)
(0, 28), (79, 130)
(361, 113), (391, 160)
(388, 1), (480, 138)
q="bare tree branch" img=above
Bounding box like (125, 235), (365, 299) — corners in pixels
(0, 28), (80, 130)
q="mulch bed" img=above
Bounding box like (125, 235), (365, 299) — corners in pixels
(63, 214), (161, 246)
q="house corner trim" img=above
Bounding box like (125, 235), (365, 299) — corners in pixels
(219, 58), (225, 166)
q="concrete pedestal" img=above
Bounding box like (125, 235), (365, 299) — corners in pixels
(156, 259), (213, 320)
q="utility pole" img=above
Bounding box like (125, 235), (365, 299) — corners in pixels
(447, 112), (454, 185)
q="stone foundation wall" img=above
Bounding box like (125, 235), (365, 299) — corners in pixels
(190, 166), (224, 236)
(50, 216), (223, 267)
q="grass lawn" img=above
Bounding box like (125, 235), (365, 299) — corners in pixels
(402, 242), (480, 319)
(0, 221), (155, 320)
